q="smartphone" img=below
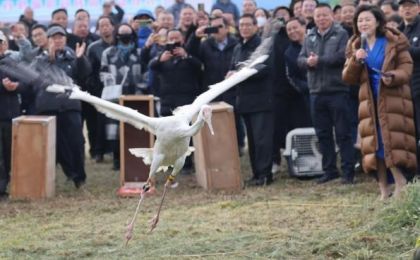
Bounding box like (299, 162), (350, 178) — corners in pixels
(204, 26), (219, 34)
(198, 3), (205, 11)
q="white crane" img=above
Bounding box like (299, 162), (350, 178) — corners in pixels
(47, 53), (269, 244)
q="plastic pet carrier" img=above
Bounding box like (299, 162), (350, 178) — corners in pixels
(283, 128), (325, 177)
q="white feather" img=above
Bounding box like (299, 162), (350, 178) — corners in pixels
(173, 54), (268, 122)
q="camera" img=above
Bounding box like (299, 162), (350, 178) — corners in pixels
(277, 17), (286, 27)
(204, 25), (222, 34)
(165, 42), (181, 53)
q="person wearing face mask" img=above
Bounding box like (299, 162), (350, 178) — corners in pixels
(132, 9), (155, 49)
(254, 8), (270, 36)
(101, 23), (146, 170)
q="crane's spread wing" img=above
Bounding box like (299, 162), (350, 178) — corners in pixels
(173, 54), (269, 122)
(47, 85), (159, 135)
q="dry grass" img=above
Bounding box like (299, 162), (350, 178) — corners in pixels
(0, 155), (419, 259)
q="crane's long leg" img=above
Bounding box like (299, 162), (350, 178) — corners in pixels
(149, 155), (186, 233)
(125, 154), (163, 246)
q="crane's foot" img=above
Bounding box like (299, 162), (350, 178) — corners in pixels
(149, 214), (159, 233)
(142, 180), (157, 196)
(125, 222), (134, 246)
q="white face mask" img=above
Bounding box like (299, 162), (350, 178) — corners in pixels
(256, 16), (267, 27)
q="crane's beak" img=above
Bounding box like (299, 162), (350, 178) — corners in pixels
(205, 117), (214, 135)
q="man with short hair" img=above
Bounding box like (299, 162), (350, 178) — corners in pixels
(399, 0), (420, 174)
(86, 16), (115, 163)
(17, 24), (48, 63)
(157, 11), (175, 30)
(19, 7), (37, 34)
(178, 6), (196, 40)
(31, 24), (91, 188)
(230, 14), (274, 186)
(298, 3), (354, 184)
(73, 19), (99, 47)
(51, 8), (79, 50)
(75, 9), (90, 22)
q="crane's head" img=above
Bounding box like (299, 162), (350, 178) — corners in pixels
(200, 105), (214, 135)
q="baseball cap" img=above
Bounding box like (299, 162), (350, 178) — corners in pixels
(398, 0), (419, 4)
(133, 9), (155, 21)
(47, 25), (67, 37)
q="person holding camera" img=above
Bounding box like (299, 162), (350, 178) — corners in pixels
(186, 16), (246, 155)
(150, 29), (202, 173)
(150, 29), (202, 116)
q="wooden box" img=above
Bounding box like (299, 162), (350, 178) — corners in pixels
(118, 95), (154, 196)
(11, 116), (56, 199)
(193, 102), (241, 191)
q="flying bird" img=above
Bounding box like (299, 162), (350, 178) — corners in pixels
(0, 38), (272, 245)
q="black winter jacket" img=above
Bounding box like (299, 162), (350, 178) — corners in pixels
(86, 39), (111, 96)
(399, 15), (420, 97)
(186, 34), (238, 104)
(150, 53), (202, 110)
(285, 41), (308, 96)
(0, 54), (22, 121)
(230, 35), (273, 114)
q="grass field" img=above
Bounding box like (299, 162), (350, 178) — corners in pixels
(0, 155), (419, 259)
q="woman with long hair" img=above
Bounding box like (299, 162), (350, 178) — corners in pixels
(343, 5), (416, 200)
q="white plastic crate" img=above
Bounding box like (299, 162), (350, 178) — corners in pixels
(283, 128), (324, 177)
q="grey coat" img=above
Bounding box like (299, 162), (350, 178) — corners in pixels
(297, 23), (349, 94)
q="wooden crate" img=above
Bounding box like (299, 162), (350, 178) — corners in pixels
(193, 102), (241, 191)
(118, 95), (154, 196)
(11, 116), (56, 199)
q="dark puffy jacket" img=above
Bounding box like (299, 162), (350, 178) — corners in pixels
(399, 15), (420, 97)
(150, 53), (202, 110)
(32, 47), (91, 114)
(230, 34), (273, 114)
(297, 23), (349, 94)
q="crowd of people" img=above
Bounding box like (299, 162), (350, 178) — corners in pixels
(0, 0), (419, 200)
